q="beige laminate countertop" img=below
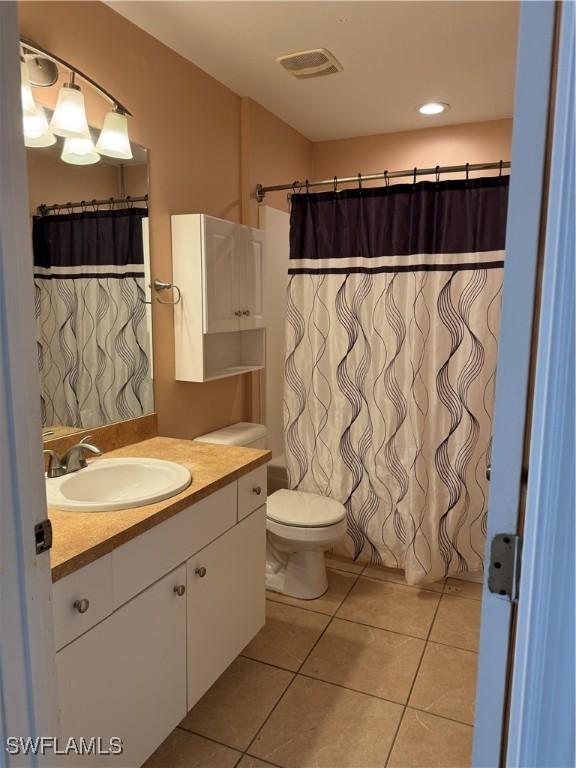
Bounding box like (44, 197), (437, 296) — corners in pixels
(49, 437), (271, 582)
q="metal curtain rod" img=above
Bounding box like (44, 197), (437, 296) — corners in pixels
(37, 194), (148, 215)
(255, 161), (511, 202)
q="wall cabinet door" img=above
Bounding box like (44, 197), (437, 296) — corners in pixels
(187, 507), (266, 708)
(203, 216), (240, 333)
(239, 227), (265, 330)
(56, 565), (187, 767)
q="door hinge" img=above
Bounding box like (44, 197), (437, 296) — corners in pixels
(488, 533), (522, 601)
(35, 519), (53, 554)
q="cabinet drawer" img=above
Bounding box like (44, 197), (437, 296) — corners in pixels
(53, 555), (112, 651)
(238, 465), (267, 521)
(112, 482), (237, 608)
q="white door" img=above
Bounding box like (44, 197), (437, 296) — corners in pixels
(187, 508), (266, 708)
(473, 2), (560, 766)
(0, 5), (59, 763)
(57, 565), (187, 767)
(239, 226), (265, 330)
(203, 216), (240, 333)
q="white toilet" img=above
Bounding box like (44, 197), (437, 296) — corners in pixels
(194, 422), (347, 599)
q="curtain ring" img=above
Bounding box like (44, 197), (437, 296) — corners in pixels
(126, 195), (134, 209)
(499, 160), (503, 177)
(80, 200), (86, 213)
(144, 194), (149, 211)
(333, 176), (338, 194)
(357, 172), (362, 190)
(435, 165), (440, 185)
(465, 163), (470, 184)
(413, 167), (417, 187)
(305, 179), (310, 195)
(109, 197), (115, 210)
(384, 170), (389, 188)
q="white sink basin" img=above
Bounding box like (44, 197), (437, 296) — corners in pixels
(46, 458), (192, 512)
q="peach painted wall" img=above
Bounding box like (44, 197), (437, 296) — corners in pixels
(244, 98), (314, 227)
(19, 1), (248, 439)
(313, 119), (513, 185)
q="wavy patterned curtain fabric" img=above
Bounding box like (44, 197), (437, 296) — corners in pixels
(284, 177), (509, 584)
(33, 208), (152, 429)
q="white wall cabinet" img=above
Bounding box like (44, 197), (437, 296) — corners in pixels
(54, 471), (267, 767)
(172, 214), (266, 381)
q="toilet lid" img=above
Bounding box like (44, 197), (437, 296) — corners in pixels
(267, 489), (346, 528)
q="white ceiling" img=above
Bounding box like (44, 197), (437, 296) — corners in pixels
(108, 1), (519, 142)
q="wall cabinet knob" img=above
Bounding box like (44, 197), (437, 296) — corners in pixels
(242, 309), (251, 316)
(253, 486), (262, 495)
(173, 584), (186, 597)
(195, 567), (207, 578)
(73, 598), (90, 614)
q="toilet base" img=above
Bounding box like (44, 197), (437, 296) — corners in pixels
(266, 548), (329, 600)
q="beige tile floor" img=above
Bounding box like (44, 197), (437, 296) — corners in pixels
(144, 561), (482, 768)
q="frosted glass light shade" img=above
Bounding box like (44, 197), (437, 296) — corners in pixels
(21, 61), (37, 118)
(24, 102), (51, 140)
(25, 129), (57, 148)
(61, 136), (100, 165)
(95, 111), (133, 159)
(50, 85), (90, 139)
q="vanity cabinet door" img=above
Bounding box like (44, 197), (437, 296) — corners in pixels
(187, 506), (266, 708)
(239, 226), (265, 330)
(203, 216), (240, 333)
(56, 565), (187, 767)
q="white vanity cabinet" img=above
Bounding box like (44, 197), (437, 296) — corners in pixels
(53, 468), (267, 767)
(172, 213), (266, 382)
(56, 565), (187, 767)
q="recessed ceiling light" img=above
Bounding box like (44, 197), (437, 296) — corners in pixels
(418, 102), (450, 116)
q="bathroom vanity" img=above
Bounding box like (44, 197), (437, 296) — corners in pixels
(49, 437), (269, 767)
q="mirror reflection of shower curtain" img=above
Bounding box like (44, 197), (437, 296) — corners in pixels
(284, 178), (509, 585)
(33, 207), (153, 429)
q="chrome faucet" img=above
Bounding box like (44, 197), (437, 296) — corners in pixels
(43, 436), (102, 478)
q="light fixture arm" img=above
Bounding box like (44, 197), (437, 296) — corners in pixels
(20, 36), (132, 117)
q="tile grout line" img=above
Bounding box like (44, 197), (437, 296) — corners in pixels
(383, 583), (447, 768)
(242, 569), (362, 762)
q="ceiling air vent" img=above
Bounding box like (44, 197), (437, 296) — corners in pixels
(276, 48), (343, 79)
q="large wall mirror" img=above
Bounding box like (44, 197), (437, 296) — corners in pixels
(27, 137), (153, 441)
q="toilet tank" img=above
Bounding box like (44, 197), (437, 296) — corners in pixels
(194, 422), (268, 449)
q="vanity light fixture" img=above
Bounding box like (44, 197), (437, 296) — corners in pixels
(418, 102), (450, 116)
(96, 108), (133, 160)
(20, 60), (37, 118)
(50, 72), (90, 139)
(20, 38), (134, 164)
(61, 135), (100, 165)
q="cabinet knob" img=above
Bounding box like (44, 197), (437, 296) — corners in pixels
(242, 309), (251, 316)
(234, 310), (242, 317)
(73, 598), (90, 614)
(253, 486), (262, 496)
(195, 567), (207, 578)
(173, 584), (186, 597)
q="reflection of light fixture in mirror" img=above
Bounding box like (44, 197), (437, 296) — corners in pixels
(50, 73), (90, 139)
(20, 60), (37, 118)
(61, 136), (100, 165)
(96, 109), (133, 159)
(24, 103), (56, 146)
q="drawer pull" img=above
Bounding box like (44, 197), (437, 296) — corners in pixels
(253, 486), (262, 496)
(173, 584), (186, 597)
(195, 567), (207, 578)
(73, 598), (90, 614)
(242, 309), (251, 316)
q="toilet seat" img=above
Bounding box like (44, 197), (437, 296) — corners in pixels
(267, 489), (346, 528)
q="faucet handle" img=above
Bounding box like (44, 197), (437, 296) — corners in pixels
(62, 439), (102, 473)
(43, 449), (65, 478)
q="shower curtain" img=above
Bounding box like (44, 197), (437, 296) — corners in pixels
(33, 207), (153, 429)
(284, 177), (509, 584)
